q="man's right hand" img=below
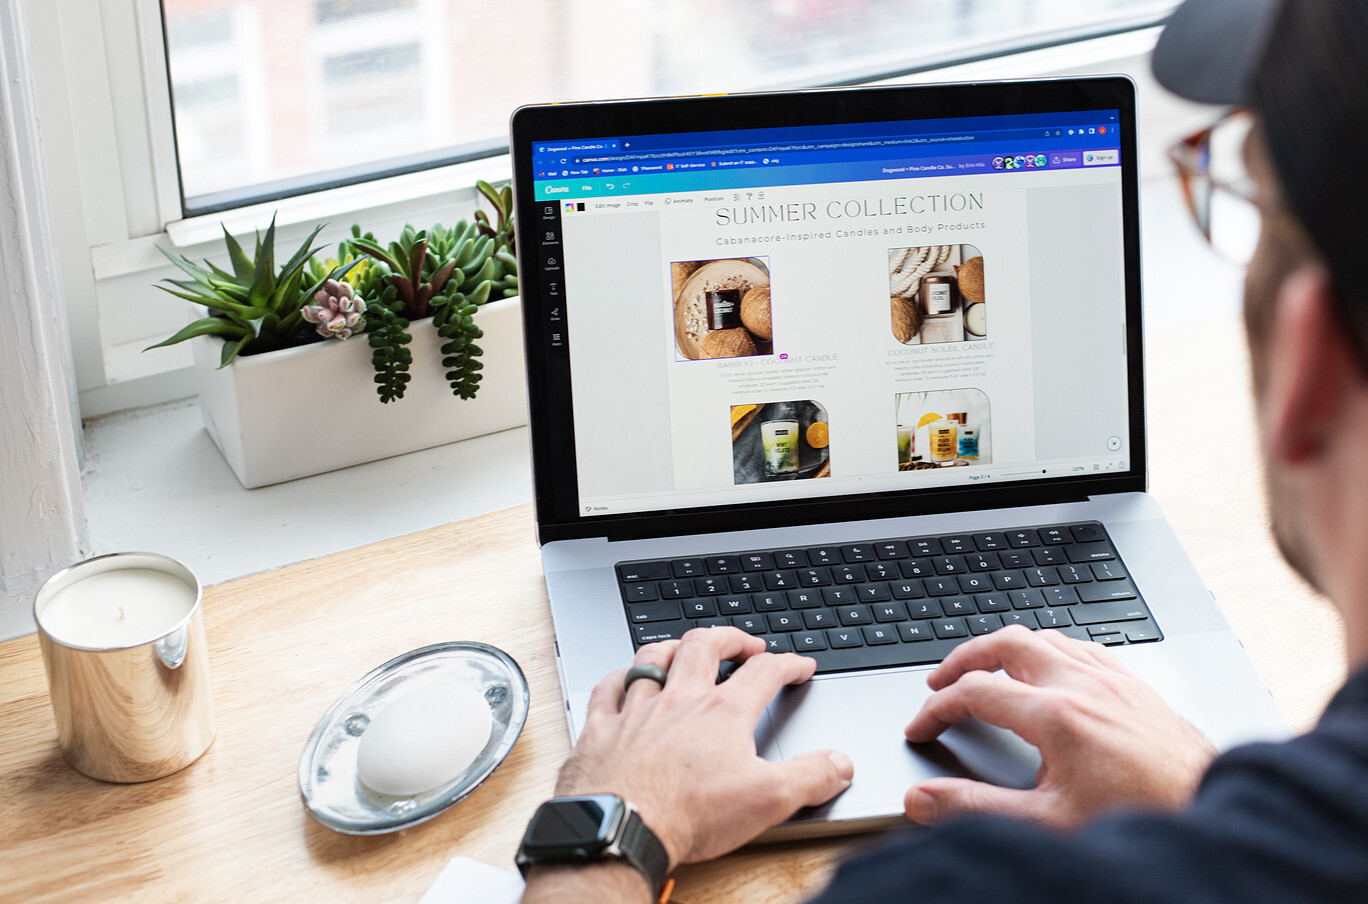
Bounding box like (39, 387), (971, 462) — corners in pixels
(903, 626), (1217, 829)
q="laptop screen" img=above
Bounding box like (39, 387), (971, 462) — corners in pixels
(512, 79), (1144, 541)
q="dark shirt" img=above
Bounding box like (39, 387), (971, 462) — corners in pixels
(810, 667), (1368, 903)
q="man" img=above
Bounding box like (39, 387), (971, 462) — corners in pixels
(520, 1), (1368, 900)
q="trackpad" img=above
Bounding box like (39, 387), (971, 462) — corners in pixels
(759, 668), (1041, 827)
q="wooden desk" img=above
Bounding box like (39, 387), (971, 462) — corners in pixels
(0, 314), (1347, 903)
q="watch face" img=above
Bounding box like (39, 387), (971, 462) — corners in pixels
(524, 794), (625, 856)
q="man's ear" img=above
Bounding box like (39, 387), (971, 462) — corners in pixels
(1263, 266), (1353, 465)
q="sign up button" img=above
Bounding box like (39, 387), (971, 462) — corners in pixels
(1083, 150), (1119, 166)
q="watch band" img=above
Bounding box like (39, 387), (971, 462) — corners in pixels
(615, 807), (671, 899)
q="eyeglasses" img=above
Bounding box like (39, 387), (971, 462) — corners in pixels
(1168, 109), (1265, 265)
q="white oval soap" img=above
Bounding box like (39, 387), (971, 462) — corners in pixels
(356, 682), (494, 797)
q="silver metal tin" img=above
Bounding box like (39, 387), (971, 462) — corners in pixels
(299, 641), (529, 835)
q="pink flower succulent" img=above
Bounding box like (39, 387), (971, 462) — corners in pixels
(301, 279), (366, 339)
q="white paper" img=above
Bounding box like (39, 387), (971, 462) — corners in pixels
(420, 856), (525, 904)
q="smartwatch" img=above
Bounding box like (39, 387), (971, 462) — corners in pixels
(516, 794), (671, 897)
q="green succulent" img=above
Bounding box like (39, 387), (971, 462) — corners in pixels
(149, 218), (352, 368)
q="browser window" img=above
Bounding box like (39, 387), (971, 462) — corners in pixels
(529, 110), (1130, 518)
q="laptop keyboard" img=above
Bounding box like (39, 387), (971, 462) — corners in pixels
(616, 521), (1162, 675)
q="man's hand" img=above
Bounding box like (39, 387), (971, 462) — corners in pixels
(904, 626), (1217, 829)
(551, 626), (853, 870)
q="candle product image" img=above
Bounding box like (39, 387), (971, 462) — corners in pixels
(705, 288), (742, 330)
(34, 553), (215, 783)
(959, 424), (981, 460)
(897, 425), (914, 464)
(889, 244), (985, 345)
(761, 407), (801, 478)
(732, 399), (830, 484)
(930, 420), (959, 463)
(920, 274), (959, 316)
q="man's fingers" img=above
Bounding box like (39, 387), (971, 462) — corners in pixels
(769, 749), (855, 815)
(624, 639), (681, 704)
(905, 668), (1052, 746)
(720, 651), (818, 720)
(905, 776), (1051, 826)
(926, 625), (1081, 691)
(587, 668), (629, 719)
(666, 626), (764, 685)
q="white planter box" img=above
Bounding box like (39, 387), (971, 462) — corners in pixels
(190, 297), (527, 488)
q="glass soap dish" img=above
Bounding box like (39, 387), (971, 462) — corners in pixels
(299, 641), (529, 835)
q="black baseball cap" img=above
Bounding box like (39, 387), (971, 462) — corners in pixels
(1153, 0), (1368, 336)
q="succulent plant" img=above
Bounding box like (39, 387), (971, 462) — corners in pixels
(301, 279), (366, 339)
(149, 218), (354, 367)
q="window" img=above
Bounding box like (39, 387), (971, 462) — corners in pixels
(162, 0), (1178, 216)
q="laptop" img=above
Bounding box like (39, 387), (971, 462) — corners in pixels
(508, 76), (1288, 838)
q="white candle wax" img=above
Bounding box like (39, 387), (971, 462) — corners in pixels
(39, 568), (196, 649)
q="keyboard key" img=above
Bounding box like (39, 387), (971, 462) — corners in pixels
(873, 601), (908, 622)
(619, 561), (670, 582)
(1009, 589), (1045, 609)
(1039, 526), (1069, 544)
(732, 615), (768, 634)
(863, 625), (899, 645)
(1070, 523), (1106, 543)
(1037, 608), (1073, 628)
(1032, 547), (1068, 565)
(901, 558), (935, 578)
(1025, 567), (1060, 587)
(902, 620), (935, 642)
(1001, 611), (1038, 629)
(900, 622), (935, 642)
(942, 536), (974, 554)
(706, 556), (741, 575)
(828, 629), (863, 649)
(1042, 586), (1081, 606)
(1078, 580), (1138, 603)
(891, 580), (925, 599)
(864, 562), (898, 581)
(991, 571), (1026, 590)
(718, 596), (752, 615)
(623, 583), (659, 602)
(798, 567), (832, 587)
(1092, 633), (1125, 646)
(838, 605), (874, 626)
(1066, 544), (1117, 563)
(1126, 627), (1162, 643)
(683, 599), (718, 618)
(753, 593), (787, 611)
(729, 573), (763, 592)
(1006, 529), (1040, 548)
(967, 553), (1000, 571)
(793, 631), (828, 651)
(774, 549), (809, 568)
(1071, 602), (1148, 624)
(933, 618), (968, 639)
(764, 635), (793, 653)
(907, 538), (942, 556)
(998, 551), (1034, 569)
(695, 617), (728, 629)
(957, 574), (994, 593)
(856, 583), (891, 602)
(973, 532), (1007, 551)
(740, 552), (774, 571)
(659, 580), (693, 599)
(934, 555), (968, 574)
(841, 544), (875, 563)
(942, 596), (976, 615)
(968, 614), (1004, 635)
(768, 613), (803, 632)
(804, 609), (838, 629)
(787, 590), (823, 609)
(1086, 622), (1136, 636)
(673, 559), (706, 577)
(808, 547), (842, 565)
(907, 599), (943, 619)
(823, 587), (856, 606)
(695, 577), (727, 595)
(627, 600), (682, 623)
(763, 570), (799, 590)
(1058, 565), (1093, 584)
(877, 540), (910, 560)
(832, 565), (863, 584)
(974, 593), (1011, 613)
(924, 577), (959, 596)
(1092, 561), (1128, 581)
(635, 621), (688, 644)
